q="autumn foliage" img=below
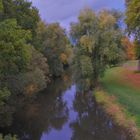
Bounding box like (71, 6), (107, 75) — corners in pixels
(122, 37), (136, 60)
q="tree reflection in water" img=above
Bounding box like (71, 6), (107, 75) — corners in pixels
(1, 72), (128, 140)
(70, 92), (127, 140)
(7, 77), (71, 140)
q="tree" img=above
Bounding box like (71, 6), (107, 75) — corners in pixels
(0, 0), (4, 21)
(0, 19), (31, 76)
(33, 21), (47, 51)
(22, 47), (50, 95)
(1, 0), (40, 38)
(0, 134), (18, 140)
(122, 37), (135, 60)
(0, 88), (14, 127)
(125, 0), (140, 71)
(71, 8), (124, 89)
(0, 0), (3, 13)
(0, 10), (50, 96)
(0, 88), (10, 106)
(125, 0), (140, 38)
(0, 46), (50, 95)
(35, 22), (71, 77)
(134, 40), (140, 71)
(125, 0), (131, 6)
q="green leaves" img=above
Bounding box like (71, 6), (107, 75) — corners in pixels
(125, 0), (140, 71)
(71, 8), (124, 89)
(80, 55), (93, 78)
(0, 134), (18, 140)
(35, 22), (71, 77)
(0, 19), (31, 75)
(0, 88), (11, 106)
(0, 0), (3, 12)
(80, 35), (95, 53)
(2, 0), (40, 37)
(125, 0), (140, 38)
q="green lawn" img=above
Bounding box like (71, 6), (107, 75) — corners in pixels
(100, 62), (140, 127)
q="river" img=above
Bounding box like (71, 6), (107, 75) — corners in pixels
(0, 78), (128, 140)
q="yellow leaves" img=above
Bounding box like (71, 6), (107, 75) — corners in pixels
(127, 45), (136, 60)
(60, 53), (68, 64)
(125, 0), (140, 36)
(36, 21), (47, 36)
(80, 35), (94, 53)
(24, 84), (38, 96)
(99, 10), (116, 28)
(63, 75), (69, 82)
(60, 45), (73, 65)
(79, 8), (96, 23)
(122, 37), (136, 60)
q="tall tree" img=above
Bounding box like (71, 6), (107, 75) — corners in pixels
(0, 19), (31, 76)
(122, 37), (136, 60)
(0, 19), (50, 95)
(71, 9), (125, 90)
(0, 1), (50, 96)
(0, 0), (3, 18)
(1, 0), (40, 38)
(0, 0), (3, 12)
(35, 22), (71, 77)
(125, 0), (140, 71)
(125, 0), (140, 38)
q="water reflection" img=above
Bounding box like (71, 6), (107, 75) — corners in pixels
(41, 85), (77, 140)
(6, 78), (71, 140)
(1, 76), (127, 140)
(70, 92), (125, 140)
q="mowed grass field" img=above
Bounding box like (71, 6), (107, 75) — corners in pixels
(100, 61), (140, 127)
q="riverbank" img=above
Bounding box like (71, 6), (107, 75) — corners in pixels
(95, 90), (140, 140)
(94, 61), (140, 140)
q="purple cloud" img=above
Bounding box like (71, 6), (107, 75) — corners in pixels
(30, 0), (125, 29)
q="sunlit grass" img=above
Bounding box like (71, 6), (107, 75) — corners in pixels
(95, 90), (140, 140)
(100, 61), (140, 128)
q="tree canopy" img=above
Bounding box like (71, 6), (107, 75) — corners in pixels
(35, 22), (72, 77)
(125, 0), (140, 71)
(125, 0), (140, 39)
(0, 19), (31, 76)
(71, 8), (125, 90)
(1, 0), (40, 38)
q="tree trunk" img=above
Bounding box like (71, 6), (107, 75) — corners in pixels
(138, 59), (140, 71)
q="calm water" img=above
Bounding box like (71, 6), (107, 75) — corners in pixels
(1, 79), (128, 140)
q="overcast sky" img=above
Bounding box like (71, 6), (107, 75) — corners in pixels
(30, 0), (125, 29)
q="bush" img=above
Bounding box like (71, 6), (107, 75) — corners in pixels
(0, 134), (18, 140)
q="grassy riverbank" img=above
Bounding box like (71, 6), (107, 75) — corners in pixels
(95, 61), (140, 139)
(95, 90), (140, 140)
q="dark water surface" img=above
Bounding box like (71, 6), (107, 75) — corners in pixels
(1, 79), (128, 140)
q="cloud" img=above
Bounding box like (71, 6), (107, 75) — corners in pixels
(92, 0), (125, 11)
(30, 0), (125, 29)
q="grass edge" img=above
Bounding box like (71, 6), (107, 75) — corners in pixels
(94, 89), (140, 140)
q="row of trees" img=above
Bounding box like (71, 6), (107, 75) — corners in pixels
(0, 0), (139, 137)
(0, 0), (138, 102)
(0, 0), (72, 94)
(70, 0), (140, 90)
(0, 0), (71, 130)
